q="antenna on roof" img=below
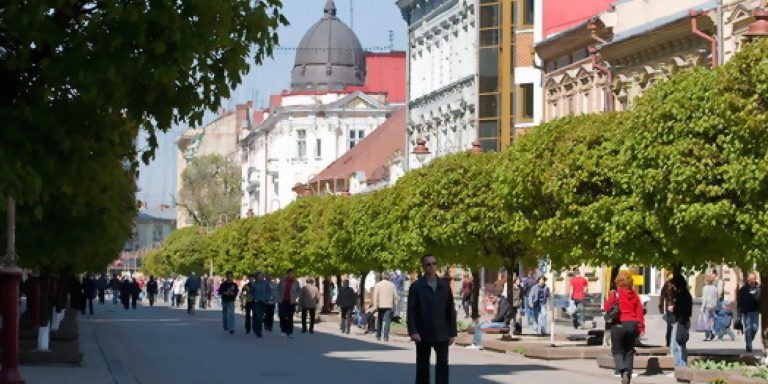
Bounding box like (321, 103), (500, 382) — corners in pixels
(350, 0), (354, 31)
(388, 30), (394, 51)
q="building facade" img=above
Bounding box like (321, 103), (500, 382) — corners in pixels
(239, 1), (405, 216)
(398, 0), (542, 169)
(176, 102), (250, 227)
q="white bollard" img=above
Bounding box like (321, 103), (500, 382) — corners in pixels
(51, 309), (64, 331)
(37, 323), (50, 351)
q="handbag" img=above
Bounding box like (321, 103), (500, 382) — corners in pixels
(734, 317), (743, 332)
(567, 300), (577, 316)
(694, 312), (710, 333)
(603, 291), (620, 324)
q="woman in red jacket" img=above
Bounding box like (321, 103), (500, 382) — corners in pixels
(604, 269), (645, 384)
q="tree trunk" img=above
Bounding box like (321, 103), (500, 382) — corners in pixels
(504, 257), (517, 306)
(471, 266), (481, 320)
(358, 271), (367, 310)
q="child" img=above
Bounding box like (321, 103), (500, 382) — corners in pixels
(713, 301), (736, 341)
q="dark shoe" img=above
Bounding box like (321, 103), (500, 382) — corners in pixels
(621, 371), (631, 384)
(302, 330), (307, 334)
(309, 330), (314, 334)
(383, 338), (389, 342)
(229, 330), (234, 335)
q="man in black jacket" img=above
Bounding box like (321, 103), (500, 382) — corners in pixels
(466, 292), (513, 349)
(737, 272), (761, 353)
(146, 276), (158, 307)
(407, 255), (457, 384)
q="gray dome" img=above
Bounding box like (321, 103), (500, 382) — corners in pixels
(291, 0), (366, 91)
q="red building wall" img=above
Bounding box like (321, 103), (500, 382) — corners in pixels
(544, 0), (614, 37)
(364, 51), (406, 103)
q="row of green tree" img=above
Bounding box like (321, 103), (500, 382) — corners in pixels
(148, 39), (768, 280)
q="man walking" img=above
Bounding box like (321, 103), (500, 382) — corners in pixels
(251, 271), (272, 338)
(240, 275), (254, 334)
(264, 274), (277, 332)
(82, 274), (96, 315)
(185, 272), (201, 314)
(172, 276), (185, 307)
(275, 269), (301, 338)
(337, 280), (357, 334)
(737, 272), (761, 353)
(299, 277), (320, 334)
(96, 274), (108, 305)
(529, 276), (551, 335)
(199, 274), (211, 309)
(218, 271), (239, 334)
(407, 255), (457, 384)
(146, 276), (158, 307)
(109, 274), (122, 305)
(569, 271), (589, 329)
(373, 271), (398, 341)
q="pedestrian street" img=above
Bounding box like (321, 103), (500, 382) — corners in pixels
(21, 300), (680, 384)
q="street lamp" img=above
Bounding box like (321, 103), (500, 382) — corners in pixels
(744, 9), (768, 40)
(470, 141), (484, 154)
(411, 138), (431, 163)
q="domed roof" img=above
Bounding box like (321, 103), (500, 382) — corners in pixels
(291, 0), (366, 91)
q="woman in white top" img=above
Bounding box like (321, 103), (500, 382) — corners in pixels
(701, 274), (720, 341)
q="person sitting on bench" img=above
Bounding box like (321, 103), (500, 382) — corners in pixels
(467, 291), (514, 350)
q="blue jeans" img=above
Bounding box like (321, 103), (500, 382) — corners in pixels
(572, 299), (585, 328)
(670, 323), (688, 367)
(744, 312), (759, 351)
(222, 301), (235, 331)
(473, 322), (507, 345)
(112, 289), (119, 305)
(532, 303), (547, 334)
(376, 308), (392, 340)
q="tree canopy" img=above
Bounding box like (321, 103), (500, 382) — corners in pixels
(178, 154), (241, 226)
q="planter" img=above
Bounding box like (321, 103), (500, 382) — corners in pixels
(675, 367), (768, 384)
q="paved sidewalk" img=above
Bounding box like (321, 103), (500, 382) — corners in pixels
(20, 315), (115, 384)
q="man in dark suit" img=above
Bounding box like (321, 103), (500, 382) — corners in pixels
(407, 255), (457, 384)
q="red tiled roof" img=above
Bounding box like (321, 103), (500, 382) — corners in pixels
(310, 108), (405, 184)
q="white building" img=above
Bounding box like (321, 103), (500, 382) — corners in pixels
(239, 1), (403, 216)
(397, 0), (478, 169)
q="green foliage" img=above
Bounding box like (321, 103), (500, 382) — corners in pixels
(178, 154), (241, 226)
(0, 0), (288, 203)
(692, 359), (768, 380)
(157, 226), (211, 275)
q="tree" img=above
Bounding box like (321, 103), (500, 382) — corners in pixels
(0, 0), (288, 204)
(178, 154), (241, 226)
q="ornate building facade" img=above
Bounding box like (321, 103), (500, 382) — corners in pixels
(239, 1), (405, 216)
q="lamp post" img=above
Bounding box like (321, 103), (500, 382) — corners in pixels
(411, 138), (431, 167)
(0, 197), (25, 383)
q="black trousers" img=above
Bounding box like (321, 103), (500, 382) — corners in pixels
(278, 303), (295, 335)
(301, 307), (316, 333)
(244, 302), (254, 333)
(611, 321), (639, 375)
(187, 295), (197, 314)
(148, 293), (156, 306)
(665, 319), (673, 347)
(82, 298), (94, 315)
(264, 303), (276, 331)
(131, 295), (138, 309)
(415, 341), (449, 384)
(340, 306), (353, 333)
(174, 294), (182, 307)
(97, 290), (105, 304)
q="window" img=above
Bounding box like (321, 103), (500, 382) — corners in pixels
(315, 138), (322, 158)
(152, 224), (163, 243)
(349, 129), (365, 149)
(479, 94), (499, 118)
(296, 129), (307, 158)
(567, 97), (575, 116)
(480, 4), (499, 28)
(582, 93), (590, 114)
(519, 0), (534, 27)
(517, 83), (534, 122)
(479, 48), (499, 93)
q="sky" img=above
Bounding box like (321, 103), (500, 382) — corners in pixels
(136, 0), (407, 220)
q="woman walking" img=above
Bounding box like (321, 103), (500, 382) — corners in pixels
(700, 275), (719, 341)
(603, 270), (645, 384)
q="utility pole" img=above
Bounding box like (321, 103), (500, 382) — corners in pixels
(717, 0), (725, 65)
